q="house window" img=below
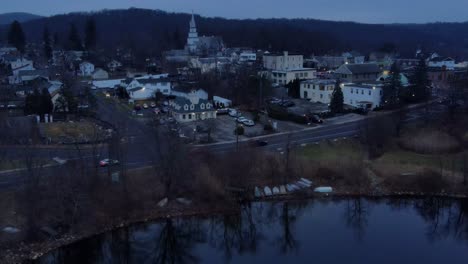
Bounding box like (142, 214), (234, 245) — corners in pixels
(369, 90), (371, 95)
(188, 114), (192, 119)
(184, 105), (189, 111)
(200, 103), (205, 110)
(206, 104), (211, 109)
(304, 72), (308, 77)
(361, 90), (364, 95)
(190, 105), (195, 110)
(351, 88), (354, 94)
(320, 94), (323, 99)
(183, 114), (186, 119)
(304, 91), (308, 98)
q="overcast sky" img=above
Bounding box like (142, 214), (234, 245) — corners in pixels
(3, 0), (468, 24)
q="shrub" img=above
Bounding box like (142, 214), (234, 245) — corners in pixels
(264, 123), (273, 131)
(234, 125), (244, 135)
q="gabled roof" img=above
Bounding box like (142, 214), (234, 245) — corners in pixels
(336, 63), (381, 75)
(171, 97), (213, 113)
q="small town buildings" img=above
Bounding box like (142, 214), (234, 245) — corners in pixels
(334, 63), (381, 83)
(188, 57), (231, 73)
(79, 61), (95, 77)
(300, 79), (336, 104)
(170, 91), (216, 123)
(342, 83), (383, 110)
(92, 68), (109, 80)
(270, 68), (317, 85)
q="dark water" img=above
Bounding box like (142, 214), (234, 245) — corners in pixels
(37, 198), (468, 264)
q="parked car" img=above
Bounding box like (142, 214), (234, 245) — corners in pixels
(99, 159), (119, 167)
(161, 106), (169, 113)
(228, 109), (239, 117)
(236, 117), (248, 123)
(137, 113), (144, 117)
(217, 108), (229, 115)
(256, 140), (268, 147)
(150, 102), (157, 108)
(134, 104), (142, 111)
(153, 108), (161, 114)
(310, 115), (323, 124)
(280, 101), (295, 107)
(242, 119), (255, 126)
(143, 103), (149, 109)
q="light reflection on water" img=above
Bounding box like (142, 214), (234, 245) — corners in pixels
(37, 198), (468, 264)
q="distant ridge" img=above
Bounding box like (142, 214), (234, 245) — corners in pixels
(0, 12), (43, 25)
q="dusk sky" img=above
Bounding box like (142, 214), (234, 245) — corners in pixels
(3, 0), (468, 24)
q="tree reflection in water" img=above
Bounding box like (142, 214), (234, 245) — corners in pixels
(35, 198), (468, 264)
(148, 218), (203, 264)
(344, 198), (370, 241)
(207, 203), (260, 261)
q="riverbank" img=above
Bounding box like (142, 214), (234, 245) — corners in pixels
(2, 189), (468, 263)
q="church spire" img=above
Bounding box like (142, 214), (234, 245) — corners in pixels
(186, 11), (199, 53)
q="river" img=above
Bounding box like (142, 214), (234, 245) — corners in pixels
(37, 197), (468, 264)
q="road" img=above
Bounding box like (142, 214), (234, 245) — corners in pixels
(0, 99), (448, 190)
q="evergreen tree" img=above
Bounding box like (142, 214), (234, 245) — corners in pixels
(330, 80), (344, 114)
(84, 18), (97, 50)
(53, 32), (60, 48)
(410, 57), (430, 101)
(382, 62), (402, 108)
(286, 79), (301, 98)
(67, 23), (83, 50)
(43, 26), (53, 61)
(8, 20), (26, 53)
(40, 88), (54, 114)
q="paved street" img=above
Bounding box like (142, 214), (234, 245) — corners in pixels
(0, 99), (447, 190)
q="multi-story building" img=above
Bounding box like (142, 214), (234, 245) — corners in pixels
(263, 51), (316, 85)
(300, 79), (336, 104)
(342, 83), (383, 110)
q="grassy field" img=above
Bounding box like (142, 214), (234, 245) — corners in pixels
(40, 121), (108, 143)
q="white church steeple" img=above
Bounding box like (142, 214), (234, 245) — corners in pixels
(186, 12), (199, 53)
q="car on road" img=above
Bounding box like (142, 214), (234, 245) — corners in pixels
(134, 104), (142, 111)
(242, 119), (255, 126)
(310, 115), (323, 124)
(150, 102), (157, 108)
(143, 103), (149, 109)
(255, 140), (268, 147)
(99, 159), (119, 167)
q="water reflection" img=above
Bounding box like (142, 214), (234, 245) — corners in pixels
(38, 198), (468, 264)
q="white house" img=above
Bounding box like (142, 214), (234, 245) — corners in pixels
(170, 92), (216, 123)
(342, 83), (383, 110)
(239, 52), (256, 63)
(122, 76), (172, 100)
(2, 56), (35, 75)
(92, 68), (109, 80)
(428, 57), (456, 70)
(213, 96), (232, 108)
(300, 79), (336, 104)
(171, 88), (208, 100)
(79, 61), (95, 77)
